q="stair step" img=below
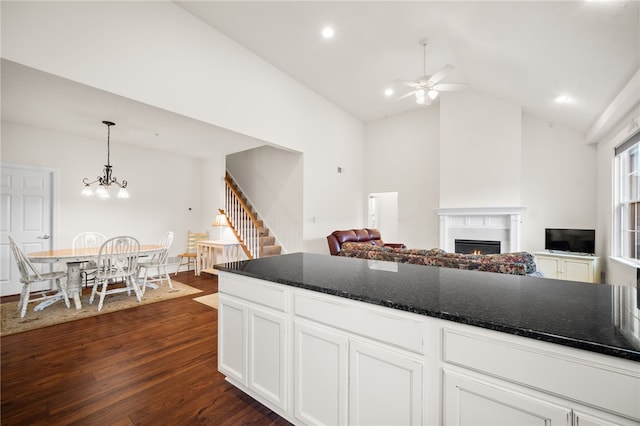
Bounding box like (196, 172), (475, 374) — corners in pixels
(261, 235), (275, 246)
(261, 245), (282, 257)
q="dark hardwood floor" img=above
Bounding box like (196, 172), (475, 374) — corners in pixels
(1, 271), (292, 425)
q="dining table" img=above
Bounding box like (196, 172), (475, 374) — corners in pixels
(27, 244), (164, 310)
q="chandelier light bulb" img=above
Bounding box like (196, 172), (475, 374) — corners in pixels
(96, 185), (109, 199)
(415, 89), (426, 105)
(117, 187), (130, 199)
(81, 185), (94, 197)
(427, 89), (439, 100)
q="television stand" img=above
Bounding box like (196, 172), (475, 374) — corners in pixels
(534, 251), (602, 283)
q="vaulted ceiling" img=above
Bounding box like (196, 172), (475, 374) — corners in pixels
(177, 0), (639, 133)
(2, 1), (638, 156)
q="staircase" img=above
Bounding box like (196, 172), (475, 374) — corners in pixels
(223, 172), (282, 259)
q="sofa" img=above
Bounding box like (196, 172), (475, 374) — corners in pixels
(326, 228), (406, 256)
(327, 229), (538, 276)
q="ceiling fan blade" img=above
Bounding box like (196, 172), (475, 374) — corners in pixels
(394, 79), (420, 89)
(427, 64), (455, 86)
(393, 91), (417, 102)
(431, 83), (469, 91)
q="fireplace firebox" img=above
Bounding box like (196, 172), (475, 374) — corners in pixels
(455, 239), (501, 255)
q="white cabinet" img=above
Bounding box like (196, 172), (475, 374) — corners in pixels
(443, 370), (571, 426)
(442, 327), (640, 426)
(248, 306), (287, 410)
(535, 251), (602, 283)
(294, 320), (348, 425)
(218, 272), (640, 426)
(349, 340), (423, 426)
(293, 294), (425, 426)
(443, 370), (640, 426)
(217, 275), (288, 413)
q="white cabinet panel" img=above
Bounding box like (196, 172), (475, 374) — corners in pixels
(349, 340), (423, 426)
(218, 295), (247, 385)
(443, 370), (571, 426)
(573, 410), (640, 426)
(294, 320), (348, 426)
(249, 306), (287, 411)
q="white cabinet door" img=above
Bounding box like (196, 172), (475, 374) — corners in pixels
(349, 340), (423, 426)
(249, 305), (287, 411)
(536, 256), (561, 279)
(563, 259), (593, 282)
(443, 370), (571, 426)
(218, 294), (248, 385)
(573, 410), (638, 426)
(294, 320), (348, 426)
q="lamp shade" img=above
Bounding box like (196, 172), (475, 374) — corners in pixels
(212, 214), (229, 227)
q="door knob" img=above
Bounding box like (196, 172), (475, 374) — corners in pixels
(37, 235), (50, 239)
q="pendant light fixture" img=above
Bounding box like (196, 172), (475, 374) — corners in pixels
(81, 120), (129, 199)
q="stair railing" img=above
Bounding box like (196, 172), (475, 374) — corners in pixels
(223, 173), (260, 259)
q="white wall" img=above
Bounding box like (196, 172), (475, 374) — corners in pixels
(364, 108), (440, 249)
(1, 121), (218, 258)
(440, 91), (522, 208)
(521, 116), (597, 253)
(227, 146), (304, 253)
(1, 1), (364, 254)
(364, 94), (599, 255)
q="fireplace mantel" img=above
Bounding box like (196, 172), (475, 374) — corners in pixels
(435, 207), (525, 253)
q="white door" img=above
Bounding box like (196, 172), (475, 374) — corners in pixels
(368, 192), (398, 241)
(1, 164), (55, 296)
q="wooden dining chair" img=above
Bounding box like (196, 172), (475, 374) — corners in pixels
(72, 231), (107, 287)
(89, 236), (142, 311)
(138, 231), (174, 294)
(8, 236), (70, 318)
(175, 230), (209, 275)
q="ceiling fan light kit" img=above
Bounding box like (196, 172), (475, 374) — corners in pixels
(395, 38), (468, 107)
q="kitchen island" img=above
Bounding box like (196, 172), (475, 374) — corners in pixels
(215, 253), (639, 425)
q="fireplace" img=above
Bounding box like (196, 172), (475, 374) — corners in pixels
(455, 239), (501, 255)
(435, 207), (525, 253)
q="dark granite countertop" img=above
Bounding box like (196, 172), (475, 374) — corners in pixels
(215, 252), (640, 362)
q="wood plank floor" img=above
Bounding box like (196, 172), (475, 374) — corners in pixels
(1, 271), (292, 426)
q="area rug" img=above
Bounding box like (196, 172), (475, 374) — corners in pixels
(193, 293), (218, 309)
(1, 280), (202, 336)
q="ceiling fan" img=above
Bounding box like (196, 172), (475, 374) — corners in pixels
(394, 38), (468, 106)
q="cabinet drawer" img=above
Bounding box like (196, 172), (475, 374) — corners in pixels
(219, 272), (288, 312)
(294, 291), (426, 354)
(442, 328), (640, 420)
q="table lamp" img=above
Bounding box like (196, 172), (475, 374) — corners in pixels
(212, 210), (229, 240)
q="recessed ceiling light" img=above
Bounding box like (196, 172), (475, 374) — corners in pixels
(322, 26), (335, 39)
(555, 95), (570, 104)
(384, 88), (394, 97)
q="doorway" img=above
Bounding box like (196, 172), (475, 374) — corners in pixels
(1, 163), (56, 296)
(367, 192), (398, 242)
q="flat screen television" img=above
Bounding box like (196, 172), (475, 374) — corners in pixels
(544, 228), (595, 254)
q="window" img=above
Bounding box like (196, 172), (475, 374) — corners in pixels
(615, 130), (640, 262)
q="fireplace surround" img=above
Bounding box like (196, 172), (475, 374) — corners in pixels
(435, 207), (525, 253)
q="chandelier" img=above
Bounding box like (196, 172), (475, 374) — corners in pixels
(81, 120), (129, 199)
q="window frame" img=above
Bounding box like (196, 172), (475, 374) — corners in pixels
(614, 130), (640, 264)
